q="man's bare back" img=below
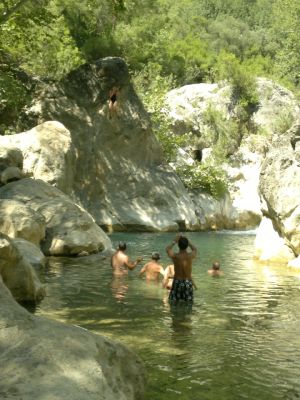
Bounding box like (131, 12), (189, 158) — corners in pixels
(166, 236), (197, 280)
(139, 253), (164, 282)
(166, 235), (197, 303)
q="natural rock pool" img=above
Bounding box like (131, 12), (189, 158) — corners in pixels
(35, 232), (300, 400)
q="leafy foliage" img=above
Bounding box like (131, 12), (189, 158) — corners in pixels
(0, 0), (299, 198)
(133, 63), (189, 162)
(176, 162), (228, 199)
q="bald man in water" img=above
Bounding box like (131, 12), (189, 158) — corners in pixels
(208, 261), (223, 276)
(166, 235), (197, 303)
(111, 241), (143, 275)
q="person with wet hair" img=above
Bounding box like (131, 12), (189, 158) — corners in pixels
(139, 252), (165, 282)
(111, 241), (143, 275)
(208, 260), (223, 276)
(166, 234), (197, 304)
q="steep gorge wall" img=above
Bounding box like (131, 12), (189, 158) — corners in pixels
(20, 57), (198, 232)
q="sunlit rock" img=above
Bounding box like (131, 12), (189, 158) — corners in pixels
(164, 78), (299, 139)
(259, 119), (300, 259)
(13, 238), (46, 269)
(0, 121), (75, 195)
(0, 146), (23, 170)
(0, 199), (46, 246)
(254, 217), (294, 263)
(0, 233), (45, 303)
(0, 166), (22, 184)
(288, 256), (300, 269)
(0, 178), (111, 256)
(15, 57), (198, 232)
(0, 277), (146, 400)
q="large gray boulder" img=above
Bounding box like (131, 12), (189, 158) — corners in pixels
(0, 199), (46, 246)
(13, 238), (47, 268)
(0, 146), (23, 171)
(0, 121), (75, 195)
(0, 178), (111, 256)
(258, 120), (300, 262)
(0, 276), (146, 400)
(16, 57), (198, 232)
(0, 233), (45, 303)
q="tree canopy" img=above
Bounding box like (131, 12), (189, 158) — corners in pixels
(0, 0), (299, 134)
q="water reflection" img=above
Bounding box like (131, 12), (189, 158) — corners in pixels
(111, 275), (129, 303)
(34, 232), (300, 400)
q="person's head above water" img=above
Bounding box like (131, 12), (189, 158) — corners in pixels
(178, 236), (189, 250)
(118, 241), (127, 251)
(212, 261), (220, 270)
(151, 252), (160, 261)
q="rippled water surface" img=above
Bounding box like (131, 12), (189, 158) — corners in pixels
(35, 232), (300, 399)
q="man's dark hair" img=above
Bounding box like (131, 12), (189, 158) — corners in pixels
(178, 236), (189, 250)
(118, 241), (126, 251)
(151, 252), (160, 260)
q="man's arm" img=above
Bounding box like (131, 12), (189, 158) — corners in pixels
(166, 235), (180, 258)
(138, 264), (147, 276)
(188, 240), (197, 259)
(125, 256), (143, 270)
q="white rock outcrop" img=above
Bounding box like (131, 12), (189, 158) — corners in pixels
(0, 121), (75, 194)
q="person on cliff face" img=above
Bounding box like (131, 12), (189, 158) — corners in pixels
(139, 252), (165, 282)
(111, 241), (143, 275)
(166, 235), (197, 304)
(108, 86), (120, 119)
(208, 261), (223, 276)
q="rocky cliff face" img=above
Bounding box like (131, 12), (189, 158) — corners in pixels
(20, 57), (198, 232)
(258, 120), (300, 264)
(163, 78), (300, 236)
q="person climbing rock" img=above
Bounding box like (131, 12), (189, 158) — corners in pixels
(108, 86), (120, 119)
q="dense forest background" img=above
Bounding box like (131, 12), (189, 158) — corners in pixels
(1, 0), (299, 136)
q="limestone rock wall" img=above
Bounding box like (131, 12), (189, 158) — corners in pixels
(258, 120), (300, 263)
(163, 78), (300, 234)
(19, 57), (198, 232)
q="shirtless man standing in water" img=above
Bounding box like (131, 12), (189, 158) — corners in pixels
(111, 242), (143, 275)
(166, 235), (197, 303)
(139, 252), (165, 282)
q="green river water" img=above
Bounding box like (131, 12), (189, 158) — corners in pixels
(35, 232), (300, 400)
